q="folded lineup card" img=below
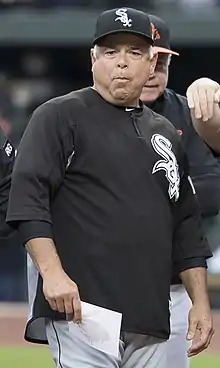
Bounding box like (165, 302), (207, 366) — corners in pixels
(68, 301), (122, 358)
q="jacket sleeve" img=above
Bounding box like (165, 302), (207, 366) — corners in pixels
(172, 147), (212, 275)
(0, 128), (15, 181)
(187, 126), (220, 216)
(6, 101), (75, 239)
(0, 130), (16, 240)
(181, 96), (220, 216)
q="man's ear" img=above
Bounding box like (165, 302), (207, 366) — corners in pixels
(90, 48), (97, 73)
(91, 48), (96, 67)
(150, 52), (158, 75)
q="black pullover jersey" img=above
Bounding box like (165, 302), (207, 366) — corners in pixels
(7, 87), (211, 344)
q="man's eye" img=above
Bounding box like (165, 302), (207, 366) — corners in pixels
(130, 51), (141, 56)
(105, 51), (116, 56)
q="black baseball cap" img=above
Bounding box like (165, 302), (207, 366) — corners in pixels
(93, 8), (154, 46)
(149, 14), (179, 56)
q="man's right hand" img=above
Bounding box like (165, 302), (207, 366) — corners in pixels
(43, 270), (82, 323)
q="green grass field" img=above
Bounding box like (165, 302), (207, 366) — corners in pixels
(191, 355), (220, 367)
(0, 348), (219, 367)
(0, 348), (54, 368)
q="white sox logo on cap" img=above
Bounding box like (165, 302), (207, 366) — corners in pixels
(115, 8), (132, 28)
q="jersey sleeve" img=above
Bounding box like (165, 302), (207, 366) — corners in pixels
(0, 128), (15, 181)
(6, 101), (75, 228)
(183, 110), (220, 216)
(172, 149), (212, 274)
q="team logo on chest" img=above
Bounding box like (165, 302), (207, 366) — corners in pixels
(151, 134), (180, 202)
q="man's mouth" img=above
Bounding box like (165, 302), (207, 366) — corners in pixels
(114, 77), (129, 80)
(144, 84), (158, 88)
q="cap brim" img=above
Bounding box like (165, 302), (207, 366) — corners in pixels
(93, 30), (154, 46)
(153, 46), (179, 56)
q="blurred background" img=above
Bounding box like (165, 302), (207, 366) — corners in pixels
(0, 1), (220, 367)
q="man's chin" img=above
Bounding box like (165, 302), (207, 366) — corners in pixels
(111, 88), (131, 102)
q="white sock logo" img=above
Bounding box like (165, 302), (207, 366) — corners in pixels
(151, 134), (180, 202)
(115, 8), (132, 28)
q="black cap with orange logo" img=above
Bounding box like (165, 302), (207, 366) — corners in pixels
(149, 14), (179, 56)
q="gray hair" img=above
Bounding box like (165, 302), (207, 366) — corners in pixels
(92, 44), (154, 60)
(168, 54), (172, 66)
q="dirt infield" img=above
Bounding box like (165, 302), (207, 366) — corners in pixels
(0, 303), (219, 354)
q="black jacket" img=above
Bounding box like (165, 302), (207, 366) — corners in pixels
(7, 87), (211, 344)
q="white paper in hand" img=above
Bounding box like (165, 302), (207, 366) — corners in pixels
(68, 302), (122, 358)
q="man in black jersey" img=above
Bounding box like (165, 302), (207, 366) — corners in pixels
(140, 14), (220, 368)
(7, 7), (213, 368)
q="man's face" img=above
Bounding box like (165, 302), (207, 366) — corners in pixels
(91, 33), (157, 106)
(140, 53), (170, 104)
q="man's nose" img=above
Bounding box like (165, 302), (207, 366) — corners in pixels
(116, 53), (128, 69)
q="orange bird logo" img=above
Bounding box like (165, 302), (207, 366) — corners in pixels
(151, 22), (161, 41)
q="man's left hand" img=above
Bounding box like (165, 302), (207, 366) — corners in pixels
(187, 77), (220, 122)
(186, 303), (214, 357)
